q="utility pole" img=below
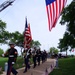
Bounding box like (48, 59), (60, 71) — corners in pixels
(0, 0), (15, 12)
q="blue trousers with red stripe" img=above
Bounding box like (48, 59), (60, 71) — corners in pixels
(7, 61), (18, 75)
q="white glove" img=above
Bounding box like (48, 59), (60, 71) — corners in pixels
(2, 54), (4, 57)
(27, 53), (29, 55)
(12, 62), (15, 64)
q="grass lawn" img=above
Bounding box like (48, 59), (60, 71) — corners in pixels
(0, 57), (24, 72)
(0, 56), (33, 74)
(0, 57), (8, 70)
(49, 57), (75, 75)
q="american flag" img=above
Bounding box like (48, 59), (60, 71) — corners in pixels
(24, 18), (32, 49)
(45, 0), (67, 31)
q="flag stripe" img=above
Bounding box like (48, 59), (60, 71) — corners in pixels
(49, 5), (53, 30)
(45, 0), (67, 31)
(59, 0), (61, 14)
(46, 6), (51, 31)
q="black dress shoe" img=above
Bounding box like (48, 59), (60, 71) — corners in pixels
(14, 72), (18, 75)
(28, 66), (30, 69)
(33, 66), (35, 68)
(23, 70), (27, 73)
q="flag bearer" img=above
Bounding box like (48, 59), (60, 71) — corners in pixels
(23, 48), (31, 73)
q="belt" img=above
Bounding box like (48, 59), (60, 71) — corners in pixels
(9, 55), (14, 57)
(12, 62), (15, 64)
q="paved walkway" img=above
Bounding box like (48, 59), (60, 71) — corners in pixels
(1, 59), (56, 75)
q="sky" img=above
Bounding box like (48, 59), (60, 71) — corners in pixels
(0, 0), (74, 55)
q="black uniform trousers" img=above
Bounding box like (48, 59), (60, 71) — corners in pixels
(24, 58), (30, 72)
(37, 55), (41, 65)
(7, 61), (18, 75)
(33, 56), (37, 68)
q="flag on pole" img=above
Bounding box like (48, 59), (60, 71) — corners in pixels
(45, 0), (67, 31)
(24, 18), (32, 49)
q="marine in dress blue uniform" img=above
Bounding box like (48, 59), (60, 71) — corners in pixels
(4, 42), (18, 75)
(32, 47), (37, 68)
(37, 48), (41, 66)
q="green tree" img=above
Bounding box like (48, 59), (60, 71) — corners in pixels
(30, 40), (41, 48)
(0, 20), (10, 45)
(2, 31), (10, 44)
(8, 31), (24, 56)
(0, 20), (6, 32)
(0, 48), (4, 57)
(9, 31), (24, 47)
(34, 41), (41, 47)
(58, 0), (75, 53)
(49, 47), (59, 55)
(0, 20), (7, 44)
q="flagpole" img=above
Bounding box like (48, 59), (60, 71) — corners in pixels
(24, 17), (27, 50)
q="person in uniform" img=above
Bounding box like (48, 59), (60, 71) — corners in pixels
(4, 42), (18, 75)
(43, 50), (47, 61)
(32, 47), (37, 68)
(37, 48), (41, 66)
(41, 51), (44, 63)
(23, 48), (31, 73)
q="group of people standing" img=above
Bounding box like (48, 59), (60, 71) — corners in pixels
(23, 47), (47, 73)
